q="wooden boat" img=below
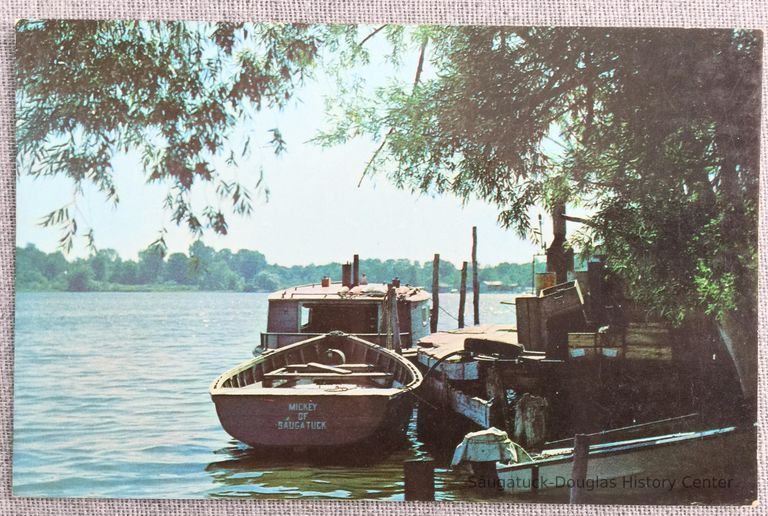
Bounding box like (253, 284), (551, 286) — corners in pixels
(493, 423), (756, 499)
(259, 279), (431, 351)
(210, 332), (423, 450)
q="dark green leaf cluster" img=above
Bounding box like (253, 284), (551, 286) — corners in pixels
(318, 27), (760, 326)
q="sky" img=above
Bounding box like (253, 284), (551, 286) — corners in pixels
(16, 25), (564, 268)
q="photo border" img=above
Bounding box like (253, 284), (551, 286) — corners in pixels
(1, 1), (765, 514)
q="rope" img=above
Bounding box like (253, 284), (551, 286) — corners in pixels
(438, 305), (459, 322)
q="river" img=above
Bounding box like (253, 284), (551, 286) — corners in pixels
(13, 291), (518, 499)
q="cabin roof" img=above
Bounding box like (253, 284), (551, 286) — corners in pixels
(268, 282), (431, 303)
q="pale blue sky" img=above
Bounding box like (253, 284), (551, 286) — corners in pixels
(16, 26), (563, 267)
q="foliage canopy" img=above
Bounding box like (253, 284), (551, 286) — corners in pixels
(317, 27), (761, 326)
(16, 22), (761, 328)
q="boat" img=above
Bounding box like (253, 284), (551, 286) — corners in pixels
(259, 271), (432, 352)
(453, 419), (756, 500)
(210, 332), (423, 450)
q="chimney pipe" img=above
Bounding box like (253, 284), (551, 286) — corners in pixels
(341, 263), (352, 288)
(353, 254), (360, 287)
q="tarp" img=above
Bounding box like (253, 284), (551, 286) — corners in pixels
(451, 427), (531, 467)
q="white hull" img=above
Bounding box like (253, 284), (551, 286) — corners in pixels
(495, 426), (755, 498)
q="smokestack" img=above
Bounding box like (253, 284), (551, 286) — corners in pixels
(353, 254), (360, 286)
(341, 263), (352, 287)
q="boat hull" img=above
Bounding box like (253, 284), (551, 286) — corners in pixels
(494, 426), (756, 501)
(210, 332), (423, 450)
(212, 390), (414, 449)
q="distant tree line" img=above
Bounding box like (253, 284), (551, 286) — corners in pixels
(16, 242), (543, 293)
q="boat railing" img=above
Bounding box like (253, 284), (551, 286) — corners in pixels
(543, 413), (702, 448)
(259, 331), (412, 350)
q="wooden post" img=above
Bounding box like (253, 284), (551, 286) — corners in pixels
(569, 433), (590, 504)
(389, 284), (402, 354)
(458, 261), (468, 328)
(431, 253), (440, 333)
(472, 226), (480, 325)
(513, 393), (548, 450)
(352, 254), (360, 286)
(469, 461), (502, 496)
(485, 364), (511, 433)
(546, 201), (573, 284)
(404, 458), (435, 501)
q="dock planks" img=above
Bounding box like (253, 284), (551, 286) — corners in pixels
(416, 324), (518, 380)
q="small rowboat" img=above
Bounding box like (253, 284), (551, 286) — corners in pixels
(210, 332), (423, 450)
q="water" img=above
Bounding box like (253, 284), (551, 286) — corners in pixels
(13, 291), (517, 499)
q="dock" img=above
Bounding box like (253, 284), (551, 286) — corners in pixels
(412, 277), (699, 449)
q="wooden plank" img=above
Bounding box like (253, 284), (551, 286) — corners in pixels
(418, 353), (480, 380)
(424, 374), (491, 427)
(286, 363), (372, 370)
(304, 362), (352, 374)
(264, 371), (392, 379)
(450, 390), (492, 428)
(568, 332), (597, 349)
(516, 296), (543, 351)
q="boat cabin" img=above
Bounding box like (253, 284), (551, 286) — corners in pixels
(259, 281), (432, 351)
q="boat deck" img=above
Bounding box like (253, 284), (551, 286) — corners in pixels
(416, 324), (518, 381)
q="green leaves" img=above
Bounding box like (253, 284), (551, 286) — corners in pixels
(16, 20), (332, 251)
(317, 26), (760, 327)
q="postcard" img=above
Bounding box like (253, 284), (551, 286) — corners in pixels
(13, 21), (759, 504)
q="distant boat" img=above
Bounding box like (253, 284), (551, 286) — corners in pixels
(210, 332), (423, 450)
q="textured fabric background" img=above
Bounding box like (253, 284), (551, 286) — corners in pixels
(0, 1), (765, 514)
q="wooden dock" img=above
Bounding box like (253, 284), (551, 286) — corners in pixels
(417, 324), (517, 381)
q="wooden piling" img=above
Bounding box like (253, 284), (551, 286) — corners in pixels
(431, 253), (440, 333)
(472, 226), (480, 325)
(485, 365), (511, 433)
(389, 283), (402, 354)
(458, 261), (468, 328)
(404, 459), (435, 501)
(569, 433), (590, 504)
(469, 461), (502, 496)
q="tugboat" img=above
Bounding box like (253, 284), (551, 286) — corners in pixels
(258, 261), (431, 351)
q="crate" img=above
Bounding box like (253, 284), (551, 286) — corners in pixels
(539, 280), (585, 319)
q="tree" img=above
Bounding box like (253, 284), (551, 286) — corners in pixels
(253, 270), (280, 292)
(318, 26), (760, 402)
(138, 246), (165, 284)
(15, 20), (348, 251)
(88, 249), (118, 282)
(67, 265), (94, 291)
(111, 260), (139, 285)
(233, 249), (267, 282)
(166, 253), (192, 285)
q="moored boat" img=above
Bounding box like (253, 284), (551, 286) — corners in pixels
(493, 424), (755, 498)
(260, 280), (431, 351)
(210, 332), (423, 450)
(449, 419), (755, 501)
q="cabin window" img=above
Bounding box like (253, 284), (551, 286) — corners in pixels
(299, 304), (310, 329)
(299, 302), (379, 334)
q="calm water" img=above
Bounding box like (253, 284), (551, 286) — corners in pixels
(13, 291), (517, 499)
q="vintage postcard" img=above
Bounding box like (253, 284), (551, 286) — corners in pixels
(13, 21), (759, 504)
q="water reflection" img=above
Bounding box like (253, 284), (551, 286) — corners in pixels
(205, 408), (434, 500)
